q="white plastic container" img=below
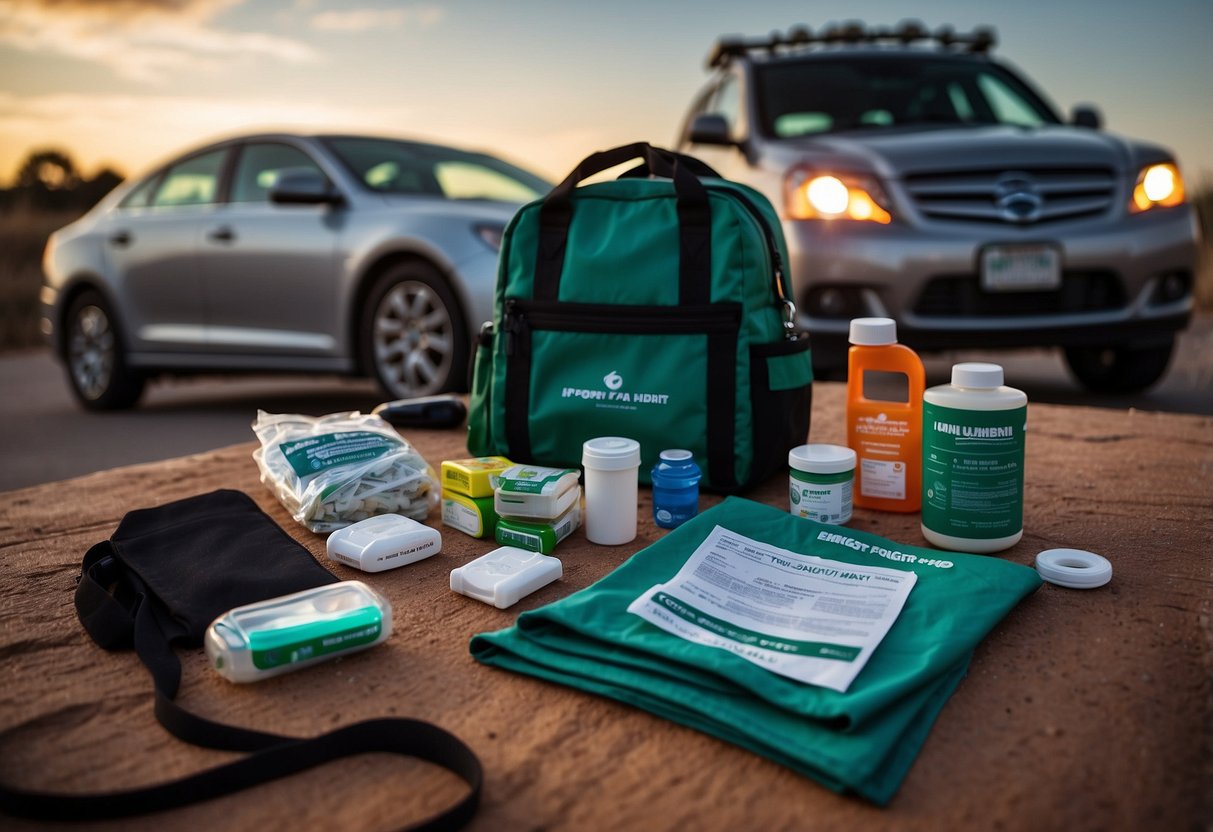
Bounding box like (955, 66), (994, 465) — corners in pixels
(449, 546), (563, 609)
(325, 513), (441, 572)
(205, 581), (391, 683)
(921, 362), (1028, 553)
(582, 437), (641, 545)
(788, 444), (856, 525)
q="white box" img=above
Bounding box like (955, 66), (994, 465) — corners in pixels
(326, 513), (441, 573)
(449, 546), (562, 609)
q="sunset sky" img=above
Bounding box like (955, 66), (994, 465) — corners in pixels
(1, 0), (1210, 188)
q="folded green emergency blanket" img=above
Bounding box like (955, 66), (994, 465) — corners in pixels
(471, 497), (1041, 804)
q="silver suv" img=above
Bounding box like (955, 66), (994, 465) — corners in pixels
(678, 22), (1200, 392)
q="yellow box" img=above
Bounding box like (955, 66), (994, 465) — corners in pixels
(441, 456), (513, 498)
(441, 490), (498, 539)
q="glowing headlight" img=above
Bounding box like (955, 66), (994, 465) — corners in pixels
(1130, 163), (1185, 213)
(806, 176), (850, 215)
(785, 168), (892, 223)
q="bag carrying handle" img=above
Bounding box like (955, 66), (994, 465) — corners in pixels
(534, 142), (712, 305)
(544, 142), (705, 202)
(618, 150), (723, 181)
(0, 544), (482, 831)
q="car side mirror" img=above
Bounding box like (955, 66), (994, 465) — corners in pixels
(270, 168), (343, 206)
(1071, 105), (1102, 130)
(689, 114), (734, 146)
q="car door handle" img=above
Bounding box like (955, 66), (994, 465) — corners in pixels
(108, 231), (132, 247)
(208, 226), (236, 243)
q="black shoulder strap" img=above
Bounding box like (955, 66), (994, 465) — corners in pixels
(0, 545), (482, 830)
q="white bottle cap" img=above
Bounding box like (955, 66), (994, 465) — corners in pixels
(848, 317), (897, 346)
(789, 443), (856, 475)
(659, 449), (693, 462)
(582, 437), (641, 471)
(952, 362), (1004, 389)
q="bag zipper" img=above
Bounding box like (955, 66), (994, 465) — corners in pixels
(709, 186), (797, 338)
(503, 299), (740, 355)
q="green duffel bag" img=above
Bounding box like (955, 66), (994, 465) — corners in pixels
(467, 143), (812, 492)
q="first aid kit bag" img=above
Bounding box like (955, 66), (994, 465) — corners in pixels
(467, 143), (813, 493)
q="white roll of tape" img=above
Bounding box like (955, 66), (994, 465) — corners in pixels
(1035, 548), (1113, 589)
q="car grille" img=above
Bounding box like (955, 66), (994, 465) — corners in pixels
(903, 167), (1117, 225)
(913, 272), (1125, 317)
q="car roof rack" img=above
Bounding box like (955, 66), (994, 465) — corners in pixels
(706, 20), (997, 69)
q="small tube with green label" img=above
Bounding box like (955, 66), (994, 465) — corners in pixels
(205, 581), (392, 683)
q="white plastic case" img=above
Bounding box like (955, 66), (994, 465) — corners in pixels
(494, 465), (581, 520)
(205, 581), (392, 683)
(449, 546), (562, 609)
(326, 513), (441, 572)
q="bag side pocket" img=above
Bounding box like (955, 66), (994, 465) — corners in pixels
(466, 322), (494, 455)
(748, 332), (813, 487)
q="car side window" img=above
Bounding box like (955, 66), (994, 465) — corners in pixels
(231, 143), (327, 203)
(118, 175), (160, 209)
(712, 74), (745, 135)
(433, 161), (542, 202)
(689, 85), (714, 118)
(151, 149), (227, 208)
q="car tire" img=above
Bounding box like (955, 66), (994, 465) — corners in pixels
(1063, 340), (1174, 394)
(63, 289), (145, 410)
(362, 260), (469, 400)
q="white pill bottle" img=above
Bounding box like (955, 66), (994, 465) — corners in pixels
(921, 363), (1027, 554)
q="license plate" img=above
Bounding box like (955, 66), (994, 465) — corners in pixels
(980, 245), (1061, 292)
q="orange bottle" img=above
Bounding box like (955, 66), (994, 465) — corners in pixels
(845, 317), (925, 512)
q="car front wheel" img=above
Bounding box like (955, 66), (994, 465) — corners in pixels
(63, 290), (145, 410)
(1063, 339), (1174, 394)
(362, 261), (468, 400)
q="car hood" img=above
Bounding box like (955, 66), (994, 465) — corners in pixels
(775, 125), (1166, 178)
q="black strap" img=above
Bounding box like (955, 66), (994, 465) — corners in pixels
(534, 142), (712, 306)
(706, 328), (738, 491)
(2, 718), (479, 829)
(618, 150), (723, 180)
(0, 550), (482, 829)
(504, 307), (534, 464)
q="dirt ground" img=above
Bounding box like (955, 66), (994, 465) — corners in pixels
(1, 382), (1209, 831)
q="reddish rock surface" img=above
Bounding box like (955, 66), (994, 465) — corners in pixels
(1, 383), (1210, 830)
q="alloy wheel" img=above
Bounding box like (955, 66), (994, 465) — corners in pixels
(69, 304), (115, 401)
(372, 279), (455, 397)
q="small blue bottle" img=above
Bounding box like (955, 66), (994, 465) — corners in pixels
(651, 449), (701, 529)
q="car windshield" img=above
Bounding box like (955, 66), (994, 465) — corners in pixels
(321, 137), (549, 202)
(755, 56), (1061, 138)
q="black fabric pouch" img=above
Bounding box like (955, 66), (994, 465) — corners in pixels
(1, 490), (481, 830)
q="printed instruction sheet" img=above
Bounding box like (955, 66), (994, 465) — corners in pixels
(627, 525), (917, 692)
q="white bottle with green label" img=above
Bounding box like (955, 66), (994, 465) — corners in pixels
(921, 363), (1027, 553)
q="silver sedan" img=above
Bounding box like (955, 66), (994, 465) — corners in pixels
(41, 132), (549, 409)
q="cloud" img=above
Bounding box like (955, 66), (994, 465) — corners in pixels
(0, 89), (600, 186)
(310, 6), (444, 33)
(0, 90), (414, 179)
(6, 0), (240, 16)
(0, 0), (316, 84)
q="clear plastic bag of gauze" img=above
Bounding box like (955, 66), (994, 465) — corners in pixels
(252, 410), (438, 533)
